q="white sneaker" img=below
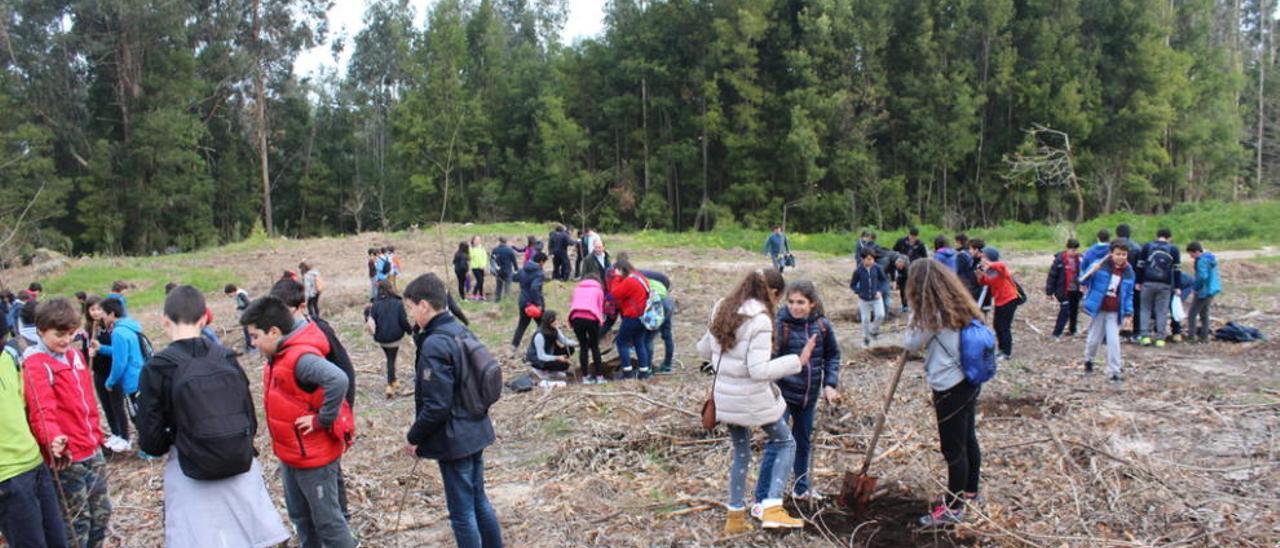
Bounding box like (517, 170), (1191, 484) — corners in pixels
(582, 377), (597, 385)
(750, 503), (764, 521)
(793, 489), (824, 502)
(108, 435), (131, 453)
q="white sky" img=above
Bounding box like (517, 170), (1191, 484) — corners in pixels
(295, 0), (606, 78)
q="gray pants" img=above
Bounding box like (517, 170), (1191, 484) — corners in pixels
(859, 299), (884, 342)
(281, 461), (354, 548)
(1085, 311), (1122, 376)
(1139, 282), (1172, 340)
(1186, 295), (1214, 341)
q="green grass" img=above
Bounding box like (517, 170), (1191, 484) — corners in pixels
(42, 261), (238, 308)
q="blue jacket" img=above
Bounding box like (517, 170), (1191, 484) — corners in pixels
(516, 261), (545, 308)
(492, 245), (519, 277)
(1193, 252), (1221, 298)
(408, 314), (495, 461)
(102, 317), (146, 394)
(850, 264), (888, 302)
(773, 308), (840, 408)
(763, 232), (789, 257)
(934, 247), (958, 271)
(1080, 242), (1110, 275)
(1082, 261), (1136, 318)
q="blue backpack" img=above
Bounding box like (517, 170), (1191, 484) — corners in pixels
(959, 319), (998, 384)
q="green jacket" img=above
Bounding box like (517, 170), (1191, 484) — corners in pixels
(0, 348), (42, 482)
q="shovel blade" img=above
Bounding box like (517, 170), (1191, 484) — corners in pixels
(837, 471), (879, 511)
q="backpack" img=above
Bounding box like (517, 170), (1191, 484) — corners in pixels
(380, 257), (392, 275)
(937, 319), (998, 385)
(1213, 322), (1265, 343)
(636, 275), (666, 331)
(313, 318), (357, 408)
(136, 331), (154, 362)
(453, 334), (502, 416)
(1145, 245), (1175, 283)
(170, 343), (257, 480)
(3, 341), (21, 373)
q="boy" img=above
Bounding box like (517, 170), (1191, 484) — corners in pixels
(763, 225), (790, 273)
(269, 278), (356, 410)
(1080, 229), (1111, 274)
(403, 274), (503, 547)
(893, 227), (928, 263)
(90, 298), (146, 428)
(492, 237), (519, 303)
(24, 299), (112, 547)
(387, 246), (402, 290)
(854, 230), (878, 263)
(933, 235), (957, 271)
(1, 325), (69, 547)
(225, 284), (253, 353)
(107, 280), (129, 314)
(967, 238), (990, 311)
(1185, 242), (1220, 344)
(1137, 228), (1180, 347)
(850, 251), (888, 347)
(136, 286), (288, 548)
(240, 297), (354, 548)
(1080, 240), (1136, 382)
(954, 234), (979, 301)
(1046, 238), (1083, 338)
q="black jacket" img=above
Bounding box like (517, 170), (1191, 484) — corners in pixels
(955, 251), (979, 296)
(367, 295), (412, 344)
(408, 314), (495, 461)
(515, 261), (545, 308)
(893, 236), (928, 262)
(1045, 251), (1081, 298)
(136, 338), (256, 457)
(581, 252), (611, 284)
(314, 318), (357, 408)
(549, 230), (571, 255)
(492, 245), (518, 277)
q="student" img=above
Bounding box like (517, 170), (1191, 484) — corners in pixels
(1080, 240), (1136, 382)
(225, 284), (253, 354)
(402, 274), (503, 548)
(492, 237), (519, 303)
(976, 247), (1019, 360)
(763, 225), (791, 272)
(1080, 229), (1112, 274)
(24, 299), (112, 547)
(697, 268), (809, 532)
(453, 242), (472, 299)
(300, 261), (324, 319)
(107, 280), (129, 314)
(0, 326), (69, 548)
(1046, 238), (1083, 338)
(240, 297), (355, 548)
(854, 230), (879, 262)
(17, 299), (41, 350)
(513, 235), (539, 265)
(1137, 228), (1180, 347)
(933, 235), (958, 271)
(954, 234), (979, 301)
(469, 236), (489, 301)
(568, 272), (607, 383)
(851, 251), (888, 347)
(387, 246), (402, 290)
(640, 269), (676, 375)
(572, 229), (585, 279)
(84, 296), (130, 453)
(893, 227), (928, 264)
(91, 297), (146, 429)
(1, 290), (14, 337)
(754, 280), (840, 508)
(549, 225), (572, 282)
(512, 252), (548, 350)
(1185, 242), (1220, 344)
(367, 248), (380, 300)
(1115, 224), (1143, 338)
(609, 258), (653, 379)
(366, 280), (412, 398)
(135, 286), (289, 548)
(966, 239), (990, 311)
(888, 253), (910, 314)
(526, 310), (577, 375)
(900, 259), (984, 526)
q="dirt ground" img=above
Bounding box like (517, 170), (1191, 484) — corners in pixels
(10, 230), (1280, 547)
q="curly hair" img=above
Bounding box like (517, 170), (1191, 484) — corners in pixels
(709, 268), (786, 349)
(904, 258), (982, 331)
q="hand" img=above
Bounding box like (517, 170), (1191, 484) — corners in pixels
(1135, 283), (1143, 292)
(798, 334), (818, 364)
(823, 386), (842, 405)
(50, 436), (70, 470)
(89, 340), (100, 351)
(295, 415), (317, 436)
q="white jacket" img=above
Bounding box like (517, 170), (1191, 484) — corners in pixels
(697, 298), (802, 427)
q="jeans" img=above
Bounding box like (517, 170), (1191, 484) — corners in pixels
(616, 317), (652, 375)
(993, 302), (1018, 357)
(858, 298), (884, 342)
(383, 345), (399, 383)
(1053, 291), (1082, 337)
(281, 460), (354, 548)
(727, 418), (795, 509)
(1139, 282), (1172, 340)
(1085, 311), (1123, 376)
(438, 451), (503, 548)
(755, 401), (817, 501)
(645, 299), (676, 369)
(1186, 295), (1214, 341)
(58, 453), (111, 548)
(570, 317), (603, 378)
(494, 273), (512, 303)
(933, 381), (981, 509)
(0, 464), (69, 548)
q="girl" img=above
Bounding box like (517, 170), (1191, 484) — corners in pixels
(526, 310), (577, 374)
(753, 280), (841, 511)
(85, 296), (131, 453)
(977, 247), (1019, 360)
(568, 272), (607, 384)
(608, 258), (652, 379)
(469, 235), (488, 300)
(697, 268), (813, 533)
(901, 259), (984, 526)
(366, 280), (413, 398)
(452, 242), (471, 299)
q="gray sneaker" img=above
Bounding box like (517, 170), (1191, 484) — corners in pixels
(918, 504), (965, 526)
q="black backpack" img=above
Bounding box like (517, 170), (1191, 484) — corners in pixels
(1144, 244), (1176, 284)
(453, 334), (503, 416)
(137, 331), (154, 362)
(170, 342), (256, 480)
(313, 318), (357, 409)
(380, 257), (392, 275)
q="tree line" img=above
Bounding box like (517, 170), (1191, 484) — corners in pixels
(0, 0), (1274, 258)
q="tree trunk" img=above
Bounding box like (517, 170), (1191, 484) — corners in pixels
(252, 0), (273, 236)
(641, 76), (650, 194)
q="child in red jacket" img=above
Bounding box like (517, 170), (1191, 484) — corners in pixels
(977, 247), (1021, 360)
(24, 298), (112, 548)
(609, 258), (652, 379)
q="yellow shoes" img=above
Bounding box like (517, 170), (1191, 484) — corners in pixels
(724, 508), (751, 535)
(760, 504), (804, 529)
(385, 380), (401, 398)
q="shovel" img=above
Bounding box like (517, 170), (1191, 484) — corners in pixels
(838, 350), (910, 511)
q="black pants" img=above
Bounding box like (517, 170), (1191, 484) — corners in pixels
(571, 317), (603, 378)
(513, 305), (536, 348)
(307, 295), (321, 320)
(455, 268), (469, 298)
(1052, 291), (1082, 336)
(574, 252), (583, 278)
(553, 252), (571, 280)
(494, 273), (512, 302)
(471, 268), (486, 298)
(383, 345), (399, 383)
(1128, 290), (1143, 336)
(92, 362), (129, 439)
(933, 380), (981, 508)
(534, 346), (572, 373)
(993, 302), (1018, 357)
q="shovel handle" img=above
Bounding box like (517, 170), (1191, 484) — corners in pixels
(859, 350), (910, 476)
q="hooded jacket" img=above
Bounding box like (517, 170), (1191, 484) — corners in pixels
(23, 343), (103, 464)
(773, 307), (840, 408)
(568, 278), (606, 325)
(1193, 252), (1221, 298)
(368, 294), (412, 345)
(263, 322), (352, 469)
(408, 314), (495, 461)
(697, 299), (802, 427)
(102, 316), (146, 394)
(516, 261), (546, 308)
(1082, 260), (1136, 318)
(609, 272), (650, 319)
(0, 346), (43, 482)
(1046, 250), (1082, 298)
(933, 247), (958, 271)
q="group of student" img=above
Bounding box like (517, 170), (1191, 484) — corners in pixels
(450, 228), (605, 304)
(368, 246), (401, 300)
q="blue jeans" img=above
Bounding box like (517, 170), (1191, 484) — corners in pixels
(728, 418), (795, 508)
(439, 451), (503, 548)
(0, 464), (69, 548)
(755, 400), (817, 501)
(645, 299), (676, 368)
(616, 317), (651, 376)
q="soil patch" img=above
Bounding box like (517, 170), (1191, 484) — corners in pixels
(789, 496), (977, 547)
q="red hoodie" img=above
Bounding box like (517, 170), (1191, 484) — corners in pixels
(978, 261), (1019, 307)
(609, 272), (650, 319)
(24, 348), (104, 463)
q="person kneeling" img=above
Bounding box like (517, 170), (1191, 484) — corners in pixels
(526, 311), (576, 387)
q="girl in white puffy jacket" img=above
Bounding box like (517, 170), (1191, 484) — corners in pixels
(698, 269), (815, 534)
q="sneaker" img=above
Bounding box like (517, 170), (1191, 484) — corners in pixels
(862, 337), (870, 348)
(750, 503), (764, 521)
(792, 489), (824, 502)
(595, 375), (609, 384)
(637, 368), (652, 380)
(582, 376), (597, 385)
(918, 504), (965, 526)
(656, 364), (674, 375)
(1084, 361), (1094, 374)
(760, 504), (803, 529)
(1154, 339), (1166, 348)
(138, 450), (160, 461)
(106, 435), (130, 453)
(385, 380), (401, 398)
(1170, 334), (1183, 343)
(1139, 337), (1153, 347)
(1109, 374), (1123, 383)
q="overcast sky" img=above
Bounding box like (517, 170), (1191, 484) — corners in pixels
(295, 0), (606, 78)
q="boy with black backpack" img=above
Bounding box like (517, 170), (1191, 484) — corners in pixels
(403, 273), (503, 548)
(136, 286), (288, 548)
(1137, 228), (1180, 347)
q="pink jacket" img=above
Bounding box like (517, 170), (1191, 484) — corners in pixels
(568, 278), (606, 325)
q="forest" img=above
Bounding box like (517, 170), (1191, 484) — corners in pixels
(0, 0), (1274, 257)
